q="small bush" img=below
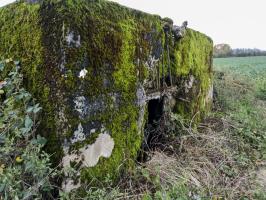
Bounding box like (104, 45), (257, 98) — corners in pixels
(0, 60), (55, 199)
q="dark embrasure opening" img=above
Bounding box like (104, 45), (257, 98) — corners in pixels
(138, 98), (164, 162)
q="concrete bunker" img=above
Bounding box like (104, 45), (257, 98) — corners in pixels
(0, 0), (213, 189)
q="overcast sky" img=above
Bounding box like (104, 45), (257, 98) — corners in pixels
(1, 0), (266, 50)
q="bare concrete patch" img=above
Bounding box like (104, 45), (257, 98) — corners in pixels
(82, 133), (115, 167)
(63, 133), (115, 169)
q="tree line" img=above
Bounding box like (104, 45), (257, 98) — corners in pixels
(214, 44), (266, 58)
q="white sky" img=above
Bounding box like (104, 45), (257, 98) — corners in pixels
(1, 0), (266, 50)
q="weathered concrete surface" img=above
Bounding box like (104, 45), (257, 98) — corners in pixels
(0, 0), (213, 191)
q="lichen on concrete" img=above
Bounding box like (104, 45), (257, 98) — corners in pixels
(65, 30), (81, 48)
(78, 68), (88, 79)
(71, 123), (86, 143)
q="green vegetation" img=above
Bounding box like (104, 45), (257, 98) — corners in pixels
(213, 56), (266, 198)
(0, 60), (55, 199)
(214, 56), (266, 158)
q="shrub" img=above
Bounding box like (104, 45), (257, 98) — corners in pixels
(0, 60), (55, 199)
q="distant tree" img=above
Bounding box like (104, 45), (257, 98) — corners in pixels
(214, 44), (232, 58)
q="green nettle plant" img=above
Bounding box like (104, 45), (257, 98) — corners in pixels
(0, 60), (55, 200)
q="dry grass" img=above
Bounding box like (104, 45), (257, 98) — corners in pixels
(114, 115), (261, 200)
(69, 109), (265, 200)
(100, 58), (266, 200)
(65, 115), (265, 200)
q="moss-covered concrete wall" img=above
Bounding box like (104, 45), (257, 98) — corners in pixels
(172, 29), (213, 123)
(0, 0), (213, 191)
